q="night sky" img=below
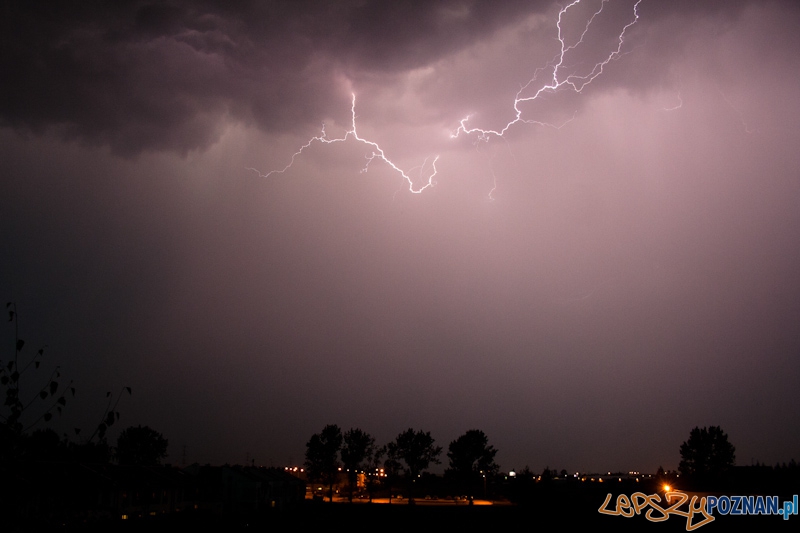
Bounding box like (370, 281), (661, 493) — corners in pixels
(2, 0), (799, 474)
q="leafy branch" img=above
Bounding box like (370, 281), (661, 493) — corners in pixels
(84, 386), (132, 442)
(1, 303), (70, 433)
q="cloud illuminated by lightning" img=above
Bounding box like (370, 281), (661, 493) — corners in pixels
(252, 0), (642, 194)
(452, 0), (642, 142)
(662, 91), (682, 112)
(248, 94), (438, 194)
(719, 89), (756, 134)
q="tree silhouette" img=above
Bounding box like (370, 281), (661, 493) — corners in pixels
(341, 427), (375, 502)
(446, 429), (498, 495)
(305, 424), (342, 502)
(388, 428), (441, 503)
(24, 428), (68, 461)
(679, 426), (735, 484)
(384, 443), (402, 504)
(447, 430), (498, 498)
(365, 444), (386, 503)
(116, 425), (168, 466)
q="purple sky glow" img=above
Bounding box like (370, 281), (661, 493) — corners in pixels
(2, 0), (800, 474)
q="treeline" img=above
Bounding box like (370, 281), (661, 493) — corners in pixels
(2, 424), (168, 465)
(304, 425), (498, 503)
(2, 304), (175, 529)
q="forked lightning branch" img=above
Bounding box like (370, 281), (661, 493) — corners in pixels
(250, 0), (642, 194)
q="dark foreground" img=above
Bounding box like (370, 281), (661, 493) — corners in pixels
(25, 493), (796, 533)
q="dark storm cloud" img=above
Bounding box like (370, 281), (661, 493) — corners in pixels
(0, 0), (547, 155)
(606, 0), (800, 95)
(4, 0), (783, 157)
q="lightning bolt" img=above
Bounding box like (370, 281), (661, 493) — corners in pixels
(252, 0), (642, 195)
(248, 94), (438, 194)
(452, 0), (642, 142)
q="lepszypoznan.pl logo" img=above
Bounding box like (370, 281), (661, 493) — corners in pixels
(599, 489), (798, 530)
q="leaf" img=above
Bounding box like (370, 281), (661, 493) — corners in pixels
(7, 310), (14, 321)
(70, 387), (76, 396)
(106, 392), (111, 398)
(40, 390), (48, 399)
(16, 339), (24, 352)
(125, 387), (132, 395)
(49, 381), (58, 395)
(57, 406), (62, 415)
(44, 412), (52, 422)
(57, 396), (66, 406)
(74, 428), (81, 435)
(6, 361), (13, 371)
(35, 361), (40, 369)
(0, 376), (7, 385)
(105, 411), (115, 426)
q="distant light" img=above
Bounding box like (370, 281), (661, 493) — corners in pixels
(663, 484), (671, 492)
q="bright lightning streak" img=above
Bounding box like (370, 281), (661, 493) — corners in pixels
(451, 0), (642, 142)
(253, 0), (642, 195)
(248, 94), (438, 194)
